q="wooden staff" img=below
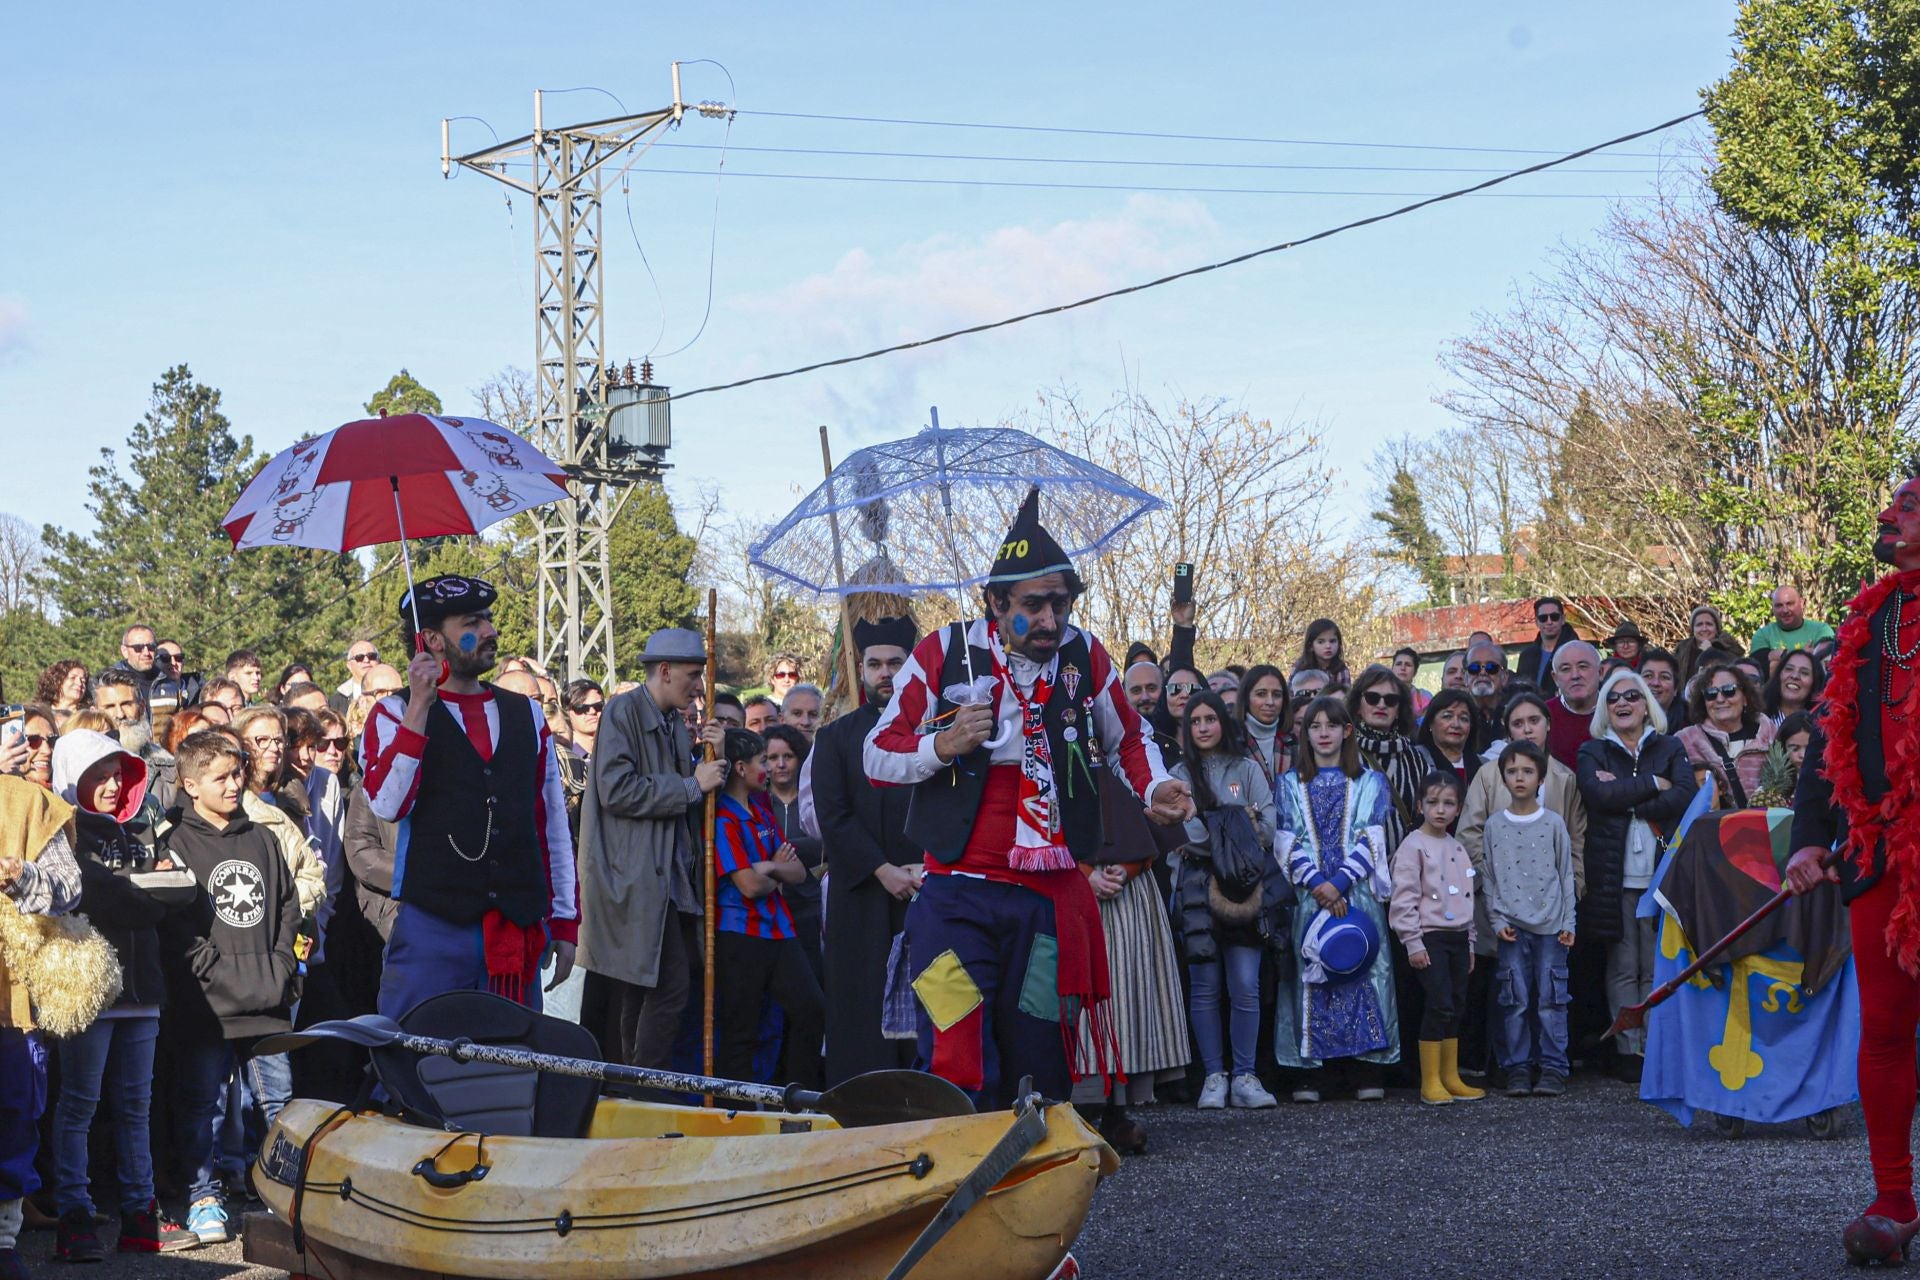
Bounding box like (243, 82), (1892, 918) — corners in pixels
(819, 425), (862, 709)
(701, 588), (719, 1097)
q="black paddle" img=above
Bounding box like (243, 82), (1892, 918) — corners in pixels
(256, 1016), (974, 1130)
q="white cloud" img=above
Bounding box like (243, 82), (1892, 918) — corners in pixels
(726, 195), (1223, 433)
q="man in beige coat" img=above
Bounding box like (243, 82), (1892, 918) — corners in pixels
(576, 629), (727, 1068)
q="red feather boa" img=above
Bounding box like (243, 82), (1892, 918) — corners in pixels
(1821, 568), (1920, 972)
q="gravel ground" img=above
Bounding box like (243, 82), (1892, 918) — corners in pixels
(9, 1077), (1882, 1278)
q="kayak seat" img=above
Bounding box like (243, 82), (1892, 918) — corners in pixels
(376, 990), (602, 1140)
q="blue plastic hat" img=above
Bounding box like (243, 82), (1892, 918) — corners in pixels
(1303, 907), (1380, 984)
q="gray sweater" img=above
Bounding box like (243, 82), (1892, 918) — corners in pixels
(1482, 808), (1576, 938)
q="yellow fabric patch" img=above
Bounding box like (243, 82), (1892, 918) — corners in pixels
(911, 949), (983, 1032)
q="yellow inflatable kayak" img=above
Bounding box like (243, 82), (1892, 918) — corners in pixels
(250, 1093), (1116, 1280)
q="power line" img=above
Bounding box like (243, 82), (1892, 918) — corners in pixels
(632, 165), (1657, 200)
(664, 109), (1704, 405)
(736, 108), (1679, 159)
(652, 139), (1659, 177)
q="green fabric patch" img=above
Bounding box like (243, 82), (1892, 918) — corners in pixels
(1017, 933), (1060, 1022)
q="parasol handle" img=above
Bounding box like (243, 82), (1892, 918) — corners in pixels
(391, 477), (449, 688)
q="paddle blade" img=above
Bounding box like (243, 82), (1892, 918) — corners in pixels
(817, 1070), (976, 1128)
(255, 1015), (406, 1057)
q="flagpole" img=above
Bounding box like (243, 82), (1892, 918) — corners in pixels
(701, 588), (719, 1102)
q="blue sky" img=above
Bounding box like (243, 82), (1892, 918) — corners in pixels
(0, 2), (1737, 555)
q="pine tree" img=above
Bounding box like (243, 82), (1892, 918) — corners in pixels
(1370, 464), (1451, 606)
(364, 369), (445, 418)
(608, 483), (698, 675)
(40, 365), (364, 671)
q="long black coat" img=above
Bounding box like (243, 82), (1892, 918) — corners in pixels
(1575, 732), (1697, 941)
(815, 703), (920, 1085)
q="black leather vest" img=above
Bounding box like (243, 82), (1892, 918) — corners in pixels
(398, 686), (548, 926)
(903, 624), (1105, 864)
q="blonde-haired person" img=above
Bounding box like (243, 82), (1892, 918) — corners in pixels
(1574, 668), (1699, 1079)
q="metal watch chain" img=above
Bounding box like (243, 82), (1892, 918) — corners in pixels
(448, 796), (494, 863)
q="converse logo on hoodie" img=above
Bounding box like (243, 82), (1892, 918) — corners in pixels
(210, 859), (266, 928)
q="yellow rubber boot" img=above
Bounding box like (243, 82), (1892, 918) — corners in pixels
(1441, 1039), (1486, 1101)
(1418, 1041), (1452, 1106)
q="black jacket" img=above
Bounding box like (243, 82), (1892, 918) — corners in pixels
(815, 703), (920, 1085)
(1575, 732), (1698, 941)
(70, 809), (170, 1010)
(161, 806), (301, 1038)
(1515, 624), (1581, 698)
(1792, 591), (1899, 901)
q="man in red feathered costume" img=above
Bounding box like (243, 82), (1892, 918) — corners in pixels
(1788, 476), (1920, 1262)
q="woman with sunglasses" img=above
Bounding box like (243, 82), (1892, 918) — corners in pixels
(1576, 668), (1698, 1080)
(557, 679), (605, 844)
(7, 704), (58, 790)
(1675, 661), (1775, 810)
(1345, 665), (1425, 852)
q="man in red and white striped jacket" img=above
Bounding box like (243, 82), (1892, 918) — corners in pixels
(862, 489), (1191, 1107)
(360, 574), (576, 1019)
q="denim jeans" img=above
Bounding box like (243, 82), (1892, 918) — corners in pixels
(1496, 932), (1570, 1076)
(52, 1015), (159, 1215)
(175, 1037), (293, 1204)
(1188, 945), (1262, 1077)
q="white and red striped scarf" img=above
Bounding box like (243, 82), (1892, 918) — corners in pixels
(987, 622), (1076, 872)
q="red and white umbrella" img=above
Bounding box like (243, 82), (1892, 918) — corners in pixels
(222, 413), (570, 638)
(222, 413), (568, 552)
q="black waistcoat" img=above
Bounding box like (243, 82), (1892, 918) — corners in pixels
(904, 623), (1105, 864)
(398, 686), (548, 926)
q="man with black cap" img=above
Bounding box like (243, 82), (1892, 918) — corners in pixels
(576, 627), (728, 1069)
(865, 488), (1192, 1107)
(810, 605), (924, 1084)
(360, 574), (577, 1018)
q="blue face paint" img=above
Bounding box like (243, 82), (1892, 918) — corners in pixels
(458, 632), (478, 653)
(1010, 613), (1030, 638)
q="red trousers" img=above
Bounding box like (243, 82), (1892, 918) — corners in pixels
(1854, 875), (1920, 1202)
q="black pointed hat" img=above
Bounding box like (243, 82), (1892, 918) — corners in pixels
(987, 487), (1074, 585)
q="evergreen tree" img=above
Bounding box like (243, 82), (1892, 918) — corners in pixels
(1370, 464), (1451, 605)
(608, 483), (698, 674)
(40, 365), (363, 670)
(364, 368), (445, 418)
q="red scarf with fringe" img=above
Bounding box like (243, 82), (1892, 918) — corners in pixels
(481, 910), (545, 1006)
(1823, 567), (1920, 971)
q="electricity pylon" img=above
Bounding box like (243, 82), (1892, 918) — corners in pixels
(442, 67), (726, 681)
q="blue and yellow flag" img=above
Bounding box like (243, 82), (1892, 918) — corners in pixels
(1639, 807), (1859, 1126)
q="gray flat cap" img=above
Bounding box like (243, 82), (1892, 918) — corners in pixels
(640, 627), (707, 663)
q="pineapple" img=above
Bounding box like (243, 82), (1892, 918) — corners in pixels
(1751, 742), (1799, 811)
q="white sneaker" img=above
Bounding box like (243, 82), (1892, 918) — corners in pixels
(1290, 1087), (1321, 1104)
(1356, 1086), (1386, 1101)
(1196, 1072), (1230, 1110)
(1229, 1074), (1278, 1109)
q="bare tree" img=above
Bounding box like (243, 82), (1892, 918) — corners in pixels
(0, 513), (46, 615)
(1021, 389), (1396, 666)
(1440, 165), (1920, 634)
